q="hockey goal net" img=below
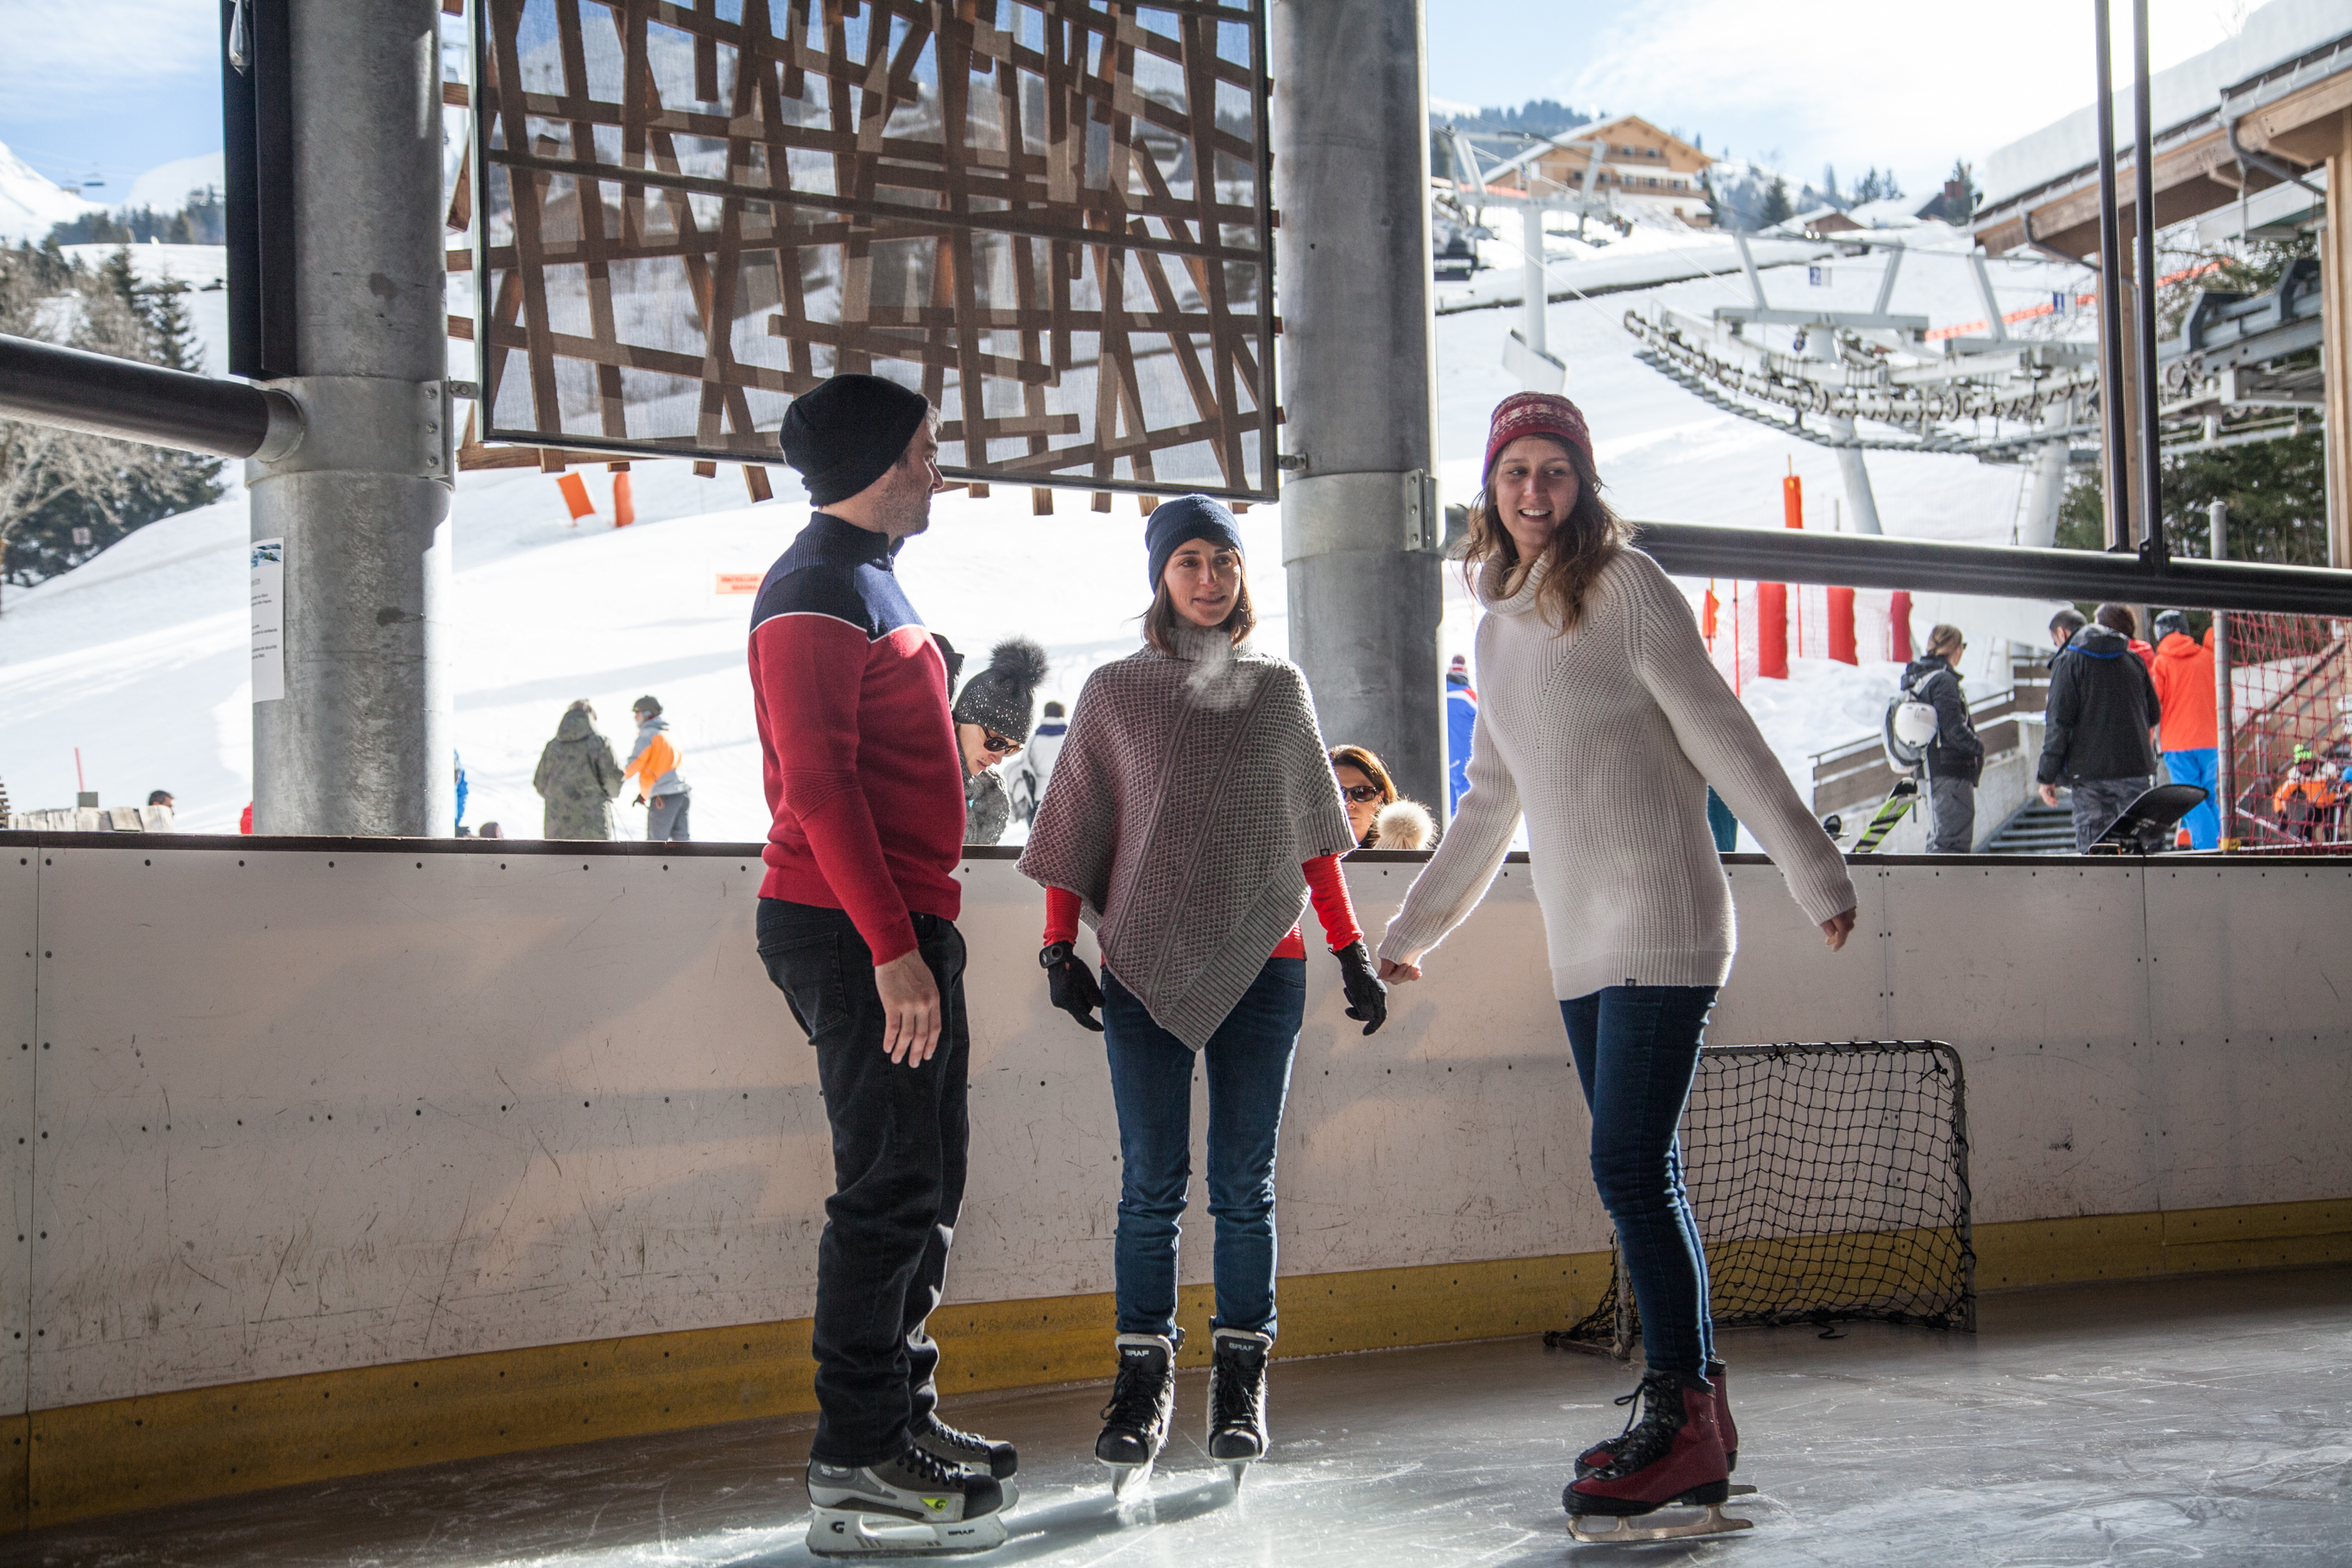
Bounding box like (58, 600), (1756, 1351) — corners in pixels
(1552, 1040), (1976, 1356)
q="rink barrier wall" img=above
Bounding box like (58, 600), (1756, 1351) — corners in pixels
(3, 834), (2349, 1529)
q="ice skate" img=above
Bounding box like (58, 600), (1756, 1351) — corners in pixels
(1565, 1369), (1752, 1545)
(1206, 1326), (1272, 1487)
(914, 1411), (1021, 1508)
(804, 1443), (1008, 1557)
(1095, 1333), (1177, 1499)
(1577, 1358), (1741, 1477)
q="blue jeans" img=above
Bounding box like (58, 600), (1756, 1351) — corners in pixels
(2164, 749), (2219, 849)
(1102, 959), (1304, 1341)
(1562, 985), (1720, 1375)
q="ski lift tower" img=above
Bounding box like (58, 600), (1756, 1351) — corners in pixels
(1444, 130), (1609, 395)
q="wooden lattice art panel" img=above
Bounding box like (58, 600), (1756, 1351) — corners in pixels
(474, 0), (1275, 497)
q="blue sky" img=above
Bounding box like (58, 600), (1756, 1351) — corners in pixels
(4, 0), (2248, 207)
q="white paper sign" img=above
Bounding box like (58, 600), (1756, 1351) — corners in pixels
(251, 537), (285, 702)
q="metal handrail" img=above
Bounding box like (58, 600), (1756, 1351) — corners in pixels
(0, 332), (300, 459)
(1631, 521), (2352, 618)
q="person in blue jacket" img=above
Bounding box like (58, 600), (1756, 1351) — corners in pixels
(1445, 654), (1478, 813)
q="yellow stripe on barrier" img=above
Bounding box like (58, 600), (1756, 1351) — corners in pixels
(13, 1201), (2346, 1533)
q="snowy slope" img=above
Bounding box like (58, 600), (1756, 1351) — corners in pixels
(123, 153), (226, 212)
(1, 244), (2084, 841)
(0, 140), (100, 241)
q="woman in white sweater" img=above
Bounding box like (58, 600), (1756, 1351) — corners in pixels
(1377, 393), (1856, 1534)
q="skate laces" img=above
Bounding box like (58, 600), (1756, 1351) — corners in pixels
(921, 1415), (993, 1459)
(893, 1438), (966, 1489)
(1592, 1373), (1686, 1478)
(1099, 1351), (1167, 1430)
(1209, 1341), (1265, 1432)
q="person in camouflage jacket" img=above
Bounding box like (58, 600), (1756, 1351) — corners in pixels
(534, 700), (625, 839)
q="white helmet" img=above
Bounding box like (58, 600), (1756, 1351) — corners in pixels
(1892, 699), (1939, 749)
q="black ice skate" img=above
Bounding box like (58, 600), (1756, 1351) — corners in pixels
(914, 1412), (1021, 1508)
(1095, 1332), (1177, 1498)
(804, 1443), (1008, 1557)
(1206, 1326), (1272, 1485)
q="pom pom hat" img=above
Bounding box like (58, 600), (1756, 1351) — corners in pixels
(952, 638), (1052, 742)
(1483, 391), (1592, 481)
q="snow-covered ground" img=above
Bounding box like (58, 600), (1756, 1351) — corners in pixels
(0, 139), (101, 241)
(3, 237), (2090, 844)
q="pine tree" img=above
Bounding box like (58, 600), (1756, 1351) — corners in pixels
(1759, 175), (1792, 227)
(0, 246), (223, 591)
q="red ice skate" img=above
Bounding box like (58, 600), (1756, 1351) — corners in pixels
(1565, 1369), (1752, 1544)
(1577, 1358), (1738, 1476)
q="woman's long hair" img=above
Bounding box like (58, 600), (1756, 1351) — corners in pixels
(1457, 437), (1631, 632)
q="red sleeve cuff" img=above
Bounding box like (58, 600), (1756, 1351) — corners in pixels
(1302, 854), (1362, 951)
(1042, 886), (1082, 948)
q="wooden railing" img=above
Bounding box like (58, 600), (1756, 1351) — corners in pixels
(1811, 655), (2049, 817)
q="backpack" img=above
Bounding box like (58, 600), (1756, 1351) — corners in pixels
(1883, 670), (1944, 771)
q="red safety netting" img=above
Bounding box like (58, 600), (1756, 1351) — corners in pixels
(2222, 613), (2350, 848)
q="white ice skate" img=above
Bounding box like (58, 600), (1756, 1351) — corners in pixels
(805, 1446), (1010, 1557)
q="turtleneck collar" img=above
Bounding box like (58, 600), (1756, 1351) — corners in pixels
(810, 511), (901, 567)
(1474, 550), (1549, 616)
(1161, 619), (1245, 662)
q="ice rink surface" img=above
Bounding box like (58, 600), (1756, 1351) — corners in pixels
(19, 1265), (2347, 1567)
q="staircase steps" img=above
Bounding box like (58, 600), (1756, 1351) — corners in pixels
(1985, 800), (2076, 855)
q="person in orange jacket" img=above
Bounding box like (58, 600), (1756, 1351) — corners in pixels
(623, 694), (692, 841)
(2272, 746), (2342, 843)
(2147, 611), (2219, 848)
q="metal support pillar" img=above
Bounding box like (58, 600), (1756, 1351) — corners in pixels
(2091, 0), (2134, 553)
(2022, 438), (2070, 548)
(1811, 326), (1883, 535)
(247, 0), (455, 835)
(2128, 0), (2166, 566)
(1522, 199), (1547, 359)
(1271, 0), (1444, 811)
(2210, 498), (2236, 848)
(2323, 107), (2352, 568)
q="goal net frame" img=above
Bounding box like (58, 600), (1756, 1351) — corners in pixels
(1553, 1040), (1976, 1359)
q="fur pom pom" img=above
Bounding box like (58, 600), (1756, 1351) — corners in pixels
(984, 636), (1050, 687)
(1373, 798), (1437, 850)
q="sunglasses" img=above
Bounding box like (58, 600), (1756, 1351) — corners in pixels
(1338, 782), (1385, 804)
(980, 730), (1021, 755)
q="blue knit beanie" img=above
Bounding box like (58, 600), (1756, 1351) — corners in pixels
(1144, 495), (1245, 590)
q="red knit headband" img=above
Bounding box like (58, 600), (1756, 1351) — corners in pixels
(1483, 392), (1592, 479)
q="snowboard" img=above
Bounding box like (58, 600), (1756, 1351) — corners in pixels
(2087, 782), (2210, 856)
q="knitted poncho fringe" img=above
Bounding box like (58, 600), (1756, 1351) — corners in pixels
(1018, 623), (1356, 1049)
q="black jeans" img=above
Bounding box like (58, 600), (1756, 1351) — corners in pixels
(757, 899), (969, 1468)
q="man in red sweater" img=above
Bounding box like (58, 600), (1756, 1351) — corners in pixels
(755, 374), (1015, 1551)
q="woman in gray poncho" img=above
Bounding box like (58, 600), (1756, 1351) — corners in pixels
(1017, 496), (1389, 1492)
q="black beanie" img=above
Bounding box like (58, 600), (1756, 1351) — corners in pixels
(1143, 494), (1245, 590)
(779, 374), (930, 506)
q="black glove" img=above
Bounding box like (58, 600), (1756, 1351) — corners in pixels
(1334, 939), (1388, 1035)
(1040, 941), (1105, 1031)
